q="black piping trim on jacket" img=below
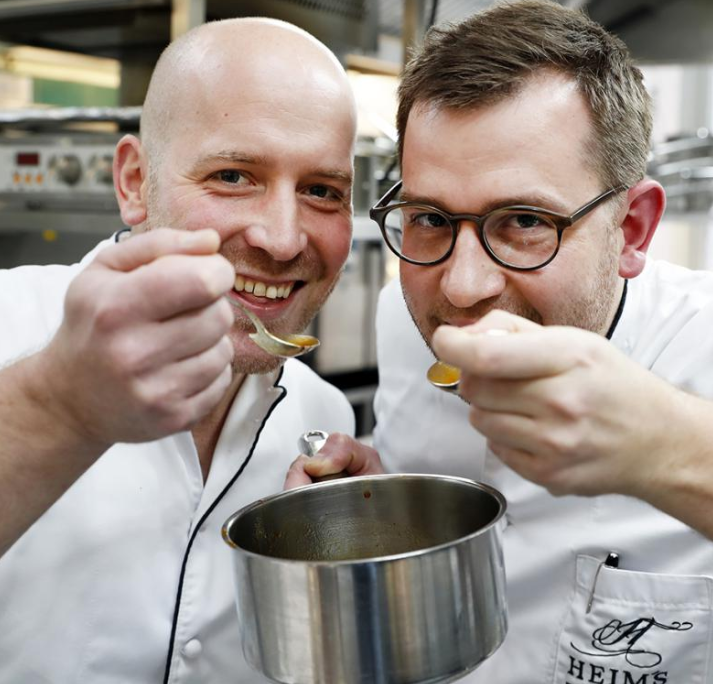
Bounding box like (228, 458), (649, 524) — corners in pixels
(605, 279), (628, 340)
(161, 366), (288, 684)
(114, 227), (131, 242)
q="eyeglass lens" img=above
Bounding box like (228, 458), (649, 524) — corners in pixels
(383, 205), (560, 268)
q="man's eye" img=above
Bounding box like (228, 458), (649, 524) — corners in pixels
(402, 210), (448, 229)
(514, 213), (544, 228)
(417, 212), (448, 228)
(216, 170), (246, 184)
(307, 185), (341, 201)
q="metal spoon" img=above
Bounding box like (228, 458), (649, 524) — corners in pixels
(226, 296), (320, 358)
(427, 361), (462, 393)
(297, 430), (345, 481)
(426, 329), (510, 392)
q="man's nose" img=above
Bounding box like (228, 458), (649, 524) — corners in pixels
(440, 222), (507, 308)
(242, 189), (308, 261)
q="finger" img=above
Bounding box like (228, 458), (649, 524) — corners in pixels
(304, 433), (384, 477)
(162, 297), (234, 363)
(175, 363), (234, 432)
(123, 298), (234, 371)
(433, 324), (586, 380)
(124, 253), (235, 321)
(93, 228), (221, 273)
(131, 360), (234, 438)
(460, 309), (542, 335)
(459, 373), (568, 418)
(470, 402), (588, 472)
(182, 336), (235, 398)
(135, 335), (234, 408)
(284, 456), (315, 490)
(469, 404), (541, 452)
(486, 441), (545, 484)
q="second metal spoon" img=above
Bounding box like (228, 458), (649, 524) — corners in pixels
(426, 329), (510, 392)
(227, 296), (320, 358)
(297, 430), (345, 481)
(427, 361), (462, 393)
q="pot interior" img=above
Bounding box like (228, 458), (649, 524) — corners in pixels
(225, 475), (504, 562)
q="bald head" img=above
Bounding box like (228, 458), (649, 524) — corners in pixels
(140, 17), (356, 168)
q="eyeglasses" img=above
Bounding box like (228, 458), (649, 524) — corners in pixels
(369, 181), (627, 271)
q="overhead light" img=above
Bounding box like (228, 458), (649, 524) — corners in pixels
(0, 45), (120, 88)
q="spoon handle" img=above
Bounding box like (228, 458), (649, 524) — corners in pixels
(297, 430), (346, 482)
(225, 295), (263, 333)
(298, 430), (329, 457)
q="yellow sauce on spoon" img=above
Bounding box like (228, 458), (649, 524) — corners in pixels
(427, 361), (461, 387)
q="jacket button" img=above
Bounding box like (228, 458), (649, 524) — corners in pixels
(182, 639), (203, 659)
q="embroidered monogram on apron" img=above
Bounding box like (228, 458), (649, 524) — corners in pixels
(550, 555), (713, 684)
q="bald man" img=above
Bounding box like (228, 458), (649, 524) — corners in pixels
(0, 18), (379, 683)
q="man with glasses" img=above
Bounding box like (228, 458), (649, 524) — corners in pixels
(291, 1), (713, 681)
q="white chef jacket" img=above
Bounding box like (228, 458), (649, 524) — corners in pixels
(0, 239), (355, 684)
(374, 260), (713, 684)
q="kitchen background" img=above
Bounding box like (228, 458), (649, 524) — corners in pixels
(1, 0), (712, 434)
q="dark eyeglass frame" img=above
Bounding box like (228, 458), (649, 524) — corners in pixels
(369, 180), (628, 271)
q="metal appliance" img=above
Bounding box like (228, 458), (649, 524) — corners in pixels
(307, 143), (397, 435)
(0, 108), (133, 266)
(647, 131), (713, 271)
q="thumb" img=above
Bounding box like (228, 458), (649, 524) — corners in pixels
(94, 228), (221, 273)
(460, 309), (542, 336)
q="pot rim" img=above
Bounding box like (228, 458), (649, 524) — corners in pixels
(221, 472), (507, 567)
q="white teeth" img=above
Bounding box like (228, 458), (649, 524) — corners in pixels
(233, 276), (295, 299)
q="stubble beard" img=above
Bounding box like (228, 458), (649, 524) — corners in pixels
(550, 225), (622, 335)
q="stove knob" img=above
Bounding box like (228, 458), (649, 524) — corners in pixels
(50, 154), (83, 186)
(90, 154), (114, 185)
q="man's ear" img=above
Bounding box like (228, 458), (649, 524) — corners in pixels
(618, 179), (666, 278)
(113, 134), (148, 227)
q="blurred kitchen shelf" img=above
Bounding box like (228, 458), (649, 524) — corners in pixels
(345, 53), (400, 77)
(353, 214), (381, 241)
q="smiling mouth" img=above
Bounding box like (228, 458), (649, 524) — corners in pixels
(234, 275), (298, 300)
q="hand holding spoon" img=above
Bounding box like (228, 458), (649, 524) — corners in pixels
(226, 297), (320, 358)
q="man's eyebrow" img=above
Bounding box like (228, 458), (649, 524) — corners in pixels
(315, 169), (353, 184)
(211, 152), (269, 165)
(399, 190), (569, 214)
(194, 152), (352, 184)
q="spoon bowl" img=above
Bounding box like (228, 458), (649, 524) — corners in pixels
(227, 296), (320, 358)
(427, 361), (461, 393)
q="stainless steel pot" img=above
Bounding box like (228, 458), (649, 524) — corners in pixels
(222, 474), (507, 684)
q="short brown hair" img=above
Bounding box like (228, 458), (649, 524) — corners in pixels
(397, 0), (652, 188)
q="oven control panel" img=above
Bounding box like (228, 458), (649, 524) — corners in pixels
(0, 137), (119, 195)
